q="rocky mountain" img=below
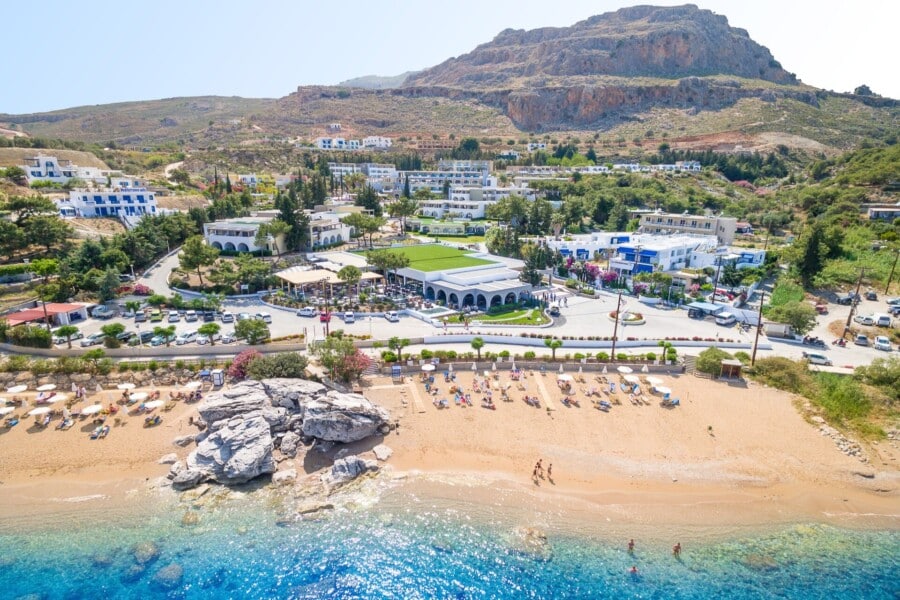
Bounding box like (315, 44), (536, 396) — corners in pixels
(406, 4), (797, 88)
(339, 71), (418, 90)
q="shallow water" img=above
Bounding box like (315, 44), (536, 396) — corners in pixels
(0, 483), (897, 599)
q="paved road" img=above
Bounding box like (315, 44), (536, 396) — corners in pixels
(63, 252), (897, 367)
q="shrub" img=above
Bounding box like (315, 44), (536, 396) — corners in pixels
(54, 356), (84, 374)
(524, 351), (536, 359)
(118, 362), (131, 372)
(499, 350), (510, 358)
(815, 373), (871, 424)
(446, 350), (458, 359)
(420, 349), (434, 360)
(750, 357), (811, 394)
(1, 355), (31, 372)
(30, 359), (52, 375)
(733, 351), (751, 364)
(645, 352), (657, 361)
(380, 351), (398, 363)
(148, 360), (159, 372)
(596, 352), (609, 361)
(96, 358), (115, 376)
(175, 360), (186, 370)
(574, 353), (585, 360)
(5, 325), (52, 348)
(616, 353), (628, 361)
(696, 347), (732, 375)
(228, 349), (262, 380)
(246, 352), (309, 380)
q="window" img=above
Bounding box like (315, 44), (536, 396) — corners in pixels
(123, 195), (132, 203)
(93, 195), (104, 204)
(137, 195), (145, 203)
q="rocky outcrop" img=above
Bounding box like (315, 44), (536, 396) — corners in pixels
(324, 456), (378, 486)
(175, 379), (390, 490)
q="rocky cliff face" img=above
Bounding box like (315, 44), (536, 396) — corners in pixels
(406, 5), (797, 88)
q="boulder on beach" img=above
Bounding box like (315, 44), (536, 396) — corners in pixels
(188, 415), (275, 485)
(324, 456), (378, 486)
(279, 431), (302, 457)
(301, 391), (390, 443)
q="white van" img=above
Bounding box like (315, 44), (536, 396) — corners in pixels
(343, 311), (355, 323)
(802, 351), (832, 366)
(384, 311), (399, 322)
(715, 312), (736, 326)
(874, 313), (893, 328)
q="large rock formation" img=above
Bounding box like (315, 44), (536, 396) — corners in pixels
(175, 379), (390, 490)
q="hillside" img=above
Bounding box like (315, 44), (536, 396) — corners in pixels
(339, 72), (417, 89)
(0, 147), (109, 169)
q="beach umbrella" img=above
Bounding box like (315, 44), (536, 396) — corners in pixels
(623, 375), (640, 384)
(578, 366), (583, 374)
(641, 365), (649, 373)
(510, 361), (516, 371)
(36, 384), (56, 392)
(117, 383), (136, 391)
(558, 364), (564, 373)
(421, 364), (435, 372)
(183, 381), (202, 390)
(95, 384), (103, 393)
(617, 366), (633, 374)
(143, 400), (165, 409)
(492, 363), (497, 371)
(28, 406), (52, 416)
(602, 366), (608, 375)
(471, 363), (477, 371)
(448, 364), (453, 373)
(0, 406), (15, 416)
(71, 382), (78, 393)
(42, 394), (67, 404)
(557, 374), (574, 382)
(656, 386), (672, 396)
(81, 404), (103, 415)
(646, 376), (663, 386)
(6, 385), (27, 394)
(130, 392), (149, 402)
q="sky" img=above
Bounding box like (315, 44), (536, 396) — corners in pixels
(2, 0), (897, 114)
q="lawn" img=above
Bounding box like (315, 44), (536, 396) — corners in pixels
(431, 235), (486, 244)
(769, 280), (805, 307)
(367, 244), (492, 272)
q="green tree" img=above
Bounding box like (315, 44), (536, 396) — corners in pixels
(198, 322), (221, 346)
(337, 265), (362, 295)
(355, 185), (382, 216)
(792, 223), (826, 287)
(696, 347), (733, 375)
(54, 324), (79, 349)
(124, 300), (142, 316)
(388, 195), (419, 234)
(254, 219), (292, 257)
(0, 220), (25, 259)
(236, 318), (270, 344)
(313, 335), (357, 381)
(1, 195), (58, 226)
(605, 203), (629, 231)
(3, 166), (26, 185)
(97, 268), (122, 302)
(388, 336), (410, 358)
(544, 337), (563, 360)
(152, 325), (176, 347)
(470, 336), (485, 360)
(246, 352), (309, 379)
(170, 168), (190, 185)
(101, 322), (126, 348)
(179, 235), (220, 287)
(25, 215), (72, 253)
(766, 301), (818, 335)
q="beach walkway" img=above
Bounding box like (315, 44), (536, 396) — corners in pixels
(532, 371), (556, 411)
(367, 382), (426, 413)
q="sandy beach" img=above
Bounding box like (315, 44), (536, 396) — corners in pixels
(0, 370), (897, 530)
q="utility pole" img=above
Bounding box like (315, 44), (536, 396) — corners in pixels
(610, 287), (624, 361)
(751, 290), (766, 366)
(843, 267), (866, 339)
(885, 248), (899, 295)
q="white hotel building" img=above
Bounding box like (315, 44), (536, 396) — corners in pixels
(56, 178), (157, 222)
(20, 154), (117, 185)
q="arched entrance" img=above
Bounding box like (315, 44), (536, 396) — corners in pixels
(237, 243), (249, 252)
(224, 242), (236, 251)
(504, 292), (517, 305)
(476, 294), (487, 310)
(436, 290), (447, 304)
(448, 293), (459, 308)
(462, 293), (475, 307)
(425, 287), (435, 301)
(211, 242), (223, 250)
(490, 295), (502, 307)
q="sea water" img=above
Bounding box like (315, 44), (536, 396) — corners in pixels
(0, 482), (897, 599)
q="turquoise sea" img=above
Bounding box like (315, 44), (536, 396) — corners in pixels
(0, 481), (897, 600)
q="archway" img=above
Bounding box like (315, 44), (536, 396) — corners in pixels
(490, 295), (502, 307)
(462, 293), (475, 307)
(237, 243), (249, 252)
(224, 242), (236, 251)
(436, 290), (447, 304)
(476, 294), (487, 309)
(425, 287), (435, 301)
(211, 242), (223, 250)
(448, 293), (459, 308)
(504, 292), (517, 305)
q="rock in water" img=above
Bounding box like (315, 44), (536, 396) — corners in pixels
(172, 468), (203, 490)
(181, 511), (200, 526)
(132, 541), (160, 565)
(301, 391), (390, 443)
(152, 563), (184, 590)
(372, 444), (393, 461)
(324, 456), (378, 486)
(187, 416), (275, 485)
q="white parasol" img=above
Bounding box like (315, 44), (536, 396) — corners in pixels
(558, 364), (564, 373)
(42, 393), (67, 404)
(0, 406), (15, 415)
(130, 392), (149, 402)
(641, 365), (649, 373)
(6, 385), (27, 394)
(578, 366), (583, 374)
(602, 366), (608, 375)
(71, 382), (78, 393)
(183, 381), (202, 390)
(117, 383), (135, 391)
(510, 361), (516, 371)
(81, 404), (104, 415)
(471, 363), (477, 371)
(645, 376), (664, 386)
(492, 363), (497, 371)
(557, 374), (574, 382)
(36, 384), (57, 392)
(616, 366), (633, 374)
(421, 364), (435, 372)
(448, 364), (453, 373)
(28, 406), (52, 416)
(656, 386), (672, 396)
(623, 375), (640, 384)
(95, 384), (103, 393)
(143, 400), (165, 409)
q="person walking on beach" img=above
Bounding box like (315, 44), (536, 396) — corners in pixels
(673, 542), (681, 557)
(547, 463), (553, 482)
(628, 539), (635, 554)
(536, 459), (544, 478)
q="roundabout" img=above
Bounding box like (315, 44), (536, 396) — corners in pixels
(608, 310), (646, 326)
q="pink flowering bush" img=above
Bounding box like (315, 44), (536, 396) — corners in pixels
(227, 349), (262, 380)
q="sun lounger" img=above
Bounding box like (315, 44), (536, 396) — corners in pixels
(89, 426), (103, 439)
(661, 397), (681, 408)
(454, 395), (461, 406)
(5, 417), (19, 427)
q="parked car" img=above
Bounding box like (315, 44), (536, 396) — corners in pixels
(715, 312), (736, 326)
(91, 306), (115, 319)
(343, 311), (355, 324)
(53, 330), (84, 345)
(889, 305), (900, 316)
(175, 331), (198, 345)
(150, 309), (163, 322)
(255, 312), (272, 324)
(116, 330), (135, 342)
(711, 293), (731, 303)
(168, 312), (181, 323)
(135, 311), (147, 323)
(836, 293), (860, 306)
(150, 333), (176, 347)
(802, 351), (833, 366)
(221, 311), (235, 323)
(184, 310), (198, 322)
(874, 313), (893, 328)
(854, 334), (869, 346)
(297, 306), (317, 317)
(864, 290), (878, 301)
(202, 311), (216, 322)
(237, 312), (252, 322)
(873, 336), (893, 351)
(128, 331), (154, 345)
(196, 332), (222, 345)
(853, 314), (875, 326)
(221, 331), (237, 344)
(319, 311), (332, 323)
(80, 332), (106, 347)
(384, 310), (399, 322)
(885, 297), (900, 307)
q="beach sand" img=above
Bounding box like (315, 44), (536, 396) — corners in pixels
(0, 371), (897, 530)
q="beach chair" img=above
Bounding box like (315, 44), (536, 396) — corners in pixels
(89, 426), (103, 439)
(454, 395), (461, 407)
(661, 397), (681, 408)
(598, 400), (612, 412)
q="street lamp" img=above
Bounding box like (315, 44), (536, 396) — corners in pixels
(610, 288), (625, 361)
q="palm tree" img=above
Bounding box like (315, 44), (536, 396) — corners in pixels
(124, 300), (142, 317)
(54, 325), (79, 349)
(544, 337), (563, 360)
(153, 325), (176, 347)
(471, 337), (485, 361)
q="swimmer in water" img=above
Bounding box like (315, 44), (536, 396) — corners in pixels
(628, 539), (635, 554)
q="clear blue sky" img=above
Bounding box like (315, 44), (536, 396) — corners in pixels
(2, 0), (897, 114)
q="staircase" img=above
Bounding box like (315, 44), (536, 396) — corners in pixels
(682, 355), (698, 375)
(363, 362), (381, 377)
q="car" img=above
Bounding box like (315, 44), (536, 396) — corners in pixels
(873, 336), (893, 351)
(886, 297), (900, 307)
(80, 332), (106, 347)
(116, 330), (135, 342)
(135, 311), (147, 323)
(687, 308), (705, 319)
(175, 331), (198, 345)
(802, 351), (833, 366)
(874, 313), (893, 328)
(150, 309), (163, 322)
(854, 334), (869, 346)
(255, 312), (272, 324)
(184, 310), (198, 322)
(221, 332), (237, 344)
(196, 332), (222, 345)
(714, 288), (735, 300)
(221, 311), (235, 323)
(202, 311), (216, 322)
(864, 290), (878, 301)
(889, 305), (900, 316)
(128, 331), (154, 345)
(715, 312), (736, 326)
(167, 312), (181, 323)
(319, 311), (332, 323)
(853, 314), (875, 326)
(549, 303), (561, 316)
(384, 310), (399, 322)
(150, 334), (176, 346)
(237, 312), (252, 322)
(297, 306), (317, 317)
(343, 311), (355, 324)
(52, 330), (84, 345)
(711, 293), (731, 303)
(91, 306), (115, 319)
(836, 293), (860, 306)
